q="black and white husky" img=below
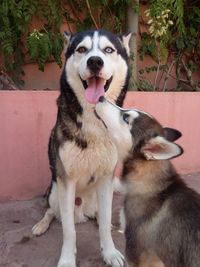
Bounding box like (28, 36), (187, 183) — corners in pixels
(32, 29), (131, 267)
(96, 98), (200, 267)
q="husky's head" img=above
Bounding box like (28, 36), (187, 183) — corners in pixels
(63, 30), (131, 106)
(95, 98), (183, 161)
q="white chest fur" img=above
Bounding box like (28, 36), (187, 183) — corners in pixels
(59, 110), (118, 192)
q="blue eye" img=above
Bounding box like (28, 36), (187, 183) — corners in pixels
(104, 47), (114, 53)
(123, 113), (130, 124)
(77, 46), (87, 53)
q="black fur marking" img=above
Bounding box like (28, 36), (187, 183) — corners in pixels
(94, 110), (107, 129)
(77, 121), (82, 129)
(98, 30), (129, 61)
(45, 183), (53, 207)
(75, 137), (87, 149)
(59, 125), (74, 142)
(116, 70), (129, 107)
(104, 76), (113, 92)
(80, 77), (88, 89)
(48, 128), (58, 181)
(88, 176), (95, 185)
(59, 70), (83, 120)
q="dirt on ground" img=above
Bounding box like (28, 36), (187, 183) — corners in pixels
(0, 173), (199, 267)
(0, 192), (124, 267)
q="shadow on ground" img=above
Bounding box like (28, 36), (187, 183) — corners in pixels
(0, 173), (199, 267)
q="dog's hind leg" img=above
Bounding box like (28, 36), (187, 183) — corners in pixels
(32, 207), (55, 236)
(32, 181), (58, 236)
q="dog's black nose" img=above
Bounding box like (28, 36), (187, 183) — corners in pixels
(98, 96), (105, 102)
(87, 56), (104, 73)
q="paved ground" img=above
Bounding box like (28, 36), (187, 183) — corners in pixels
(0, 173), (199, 267)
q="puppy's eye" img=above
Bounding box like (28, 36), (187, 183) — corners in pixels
(104, 47), (114, 53)
(77, 46), (87, 53)
(122, 113), (130, 124)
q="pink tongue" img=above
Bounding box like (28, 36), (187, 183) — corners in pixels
(84, 77), (105, 104)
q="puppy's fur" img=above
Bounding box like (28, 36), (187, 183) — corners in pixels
(32, 30), (131, 267)
(96, 99), (200, 267)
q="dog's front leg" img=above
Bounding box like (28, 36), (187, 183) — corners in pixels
(57, 177), (76, 267)
(97, 176), (124, 267)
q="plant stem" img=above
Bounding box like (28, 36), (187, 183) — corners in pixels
(85, 0), (99, 29)
(163, 60), (175, 91)
(154, 39), (160, 91)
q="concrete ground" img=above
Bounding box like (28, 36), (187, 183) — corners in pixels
(0, 173), (199, 267)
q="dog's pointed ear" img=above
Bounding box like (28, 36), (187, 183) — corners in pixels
(163, 127), (182, 142)
(121, 33), (132, 56)
(63, 31), (73, 52)
(141, 136), (183, 161)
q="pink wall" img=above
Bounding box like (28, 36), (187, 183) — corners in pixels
(0, 91), (57, 201)
(0, 91), (200, 201)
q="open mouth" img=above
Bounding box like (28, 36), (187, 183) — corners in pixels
(81, 76), (113, 104)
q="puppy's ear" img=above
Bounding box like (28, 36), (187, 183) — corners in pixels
(121, 33), (132, 56)
(63, 31), (73, 53)
(141, 136), (183, 160)
(163, 127), (182, 142)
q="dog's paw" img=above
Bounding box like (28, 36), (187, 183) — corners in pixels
(57, 258), (76, 267)
(103, 248), (124, 267)
(32, 219), (49, 236)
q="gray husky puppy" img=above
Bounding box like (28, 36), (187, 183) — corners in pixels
(96, 98), (200, 267)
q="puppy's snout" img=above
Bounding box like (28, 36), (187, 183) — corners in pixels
(98, 96), (105, 102)
(87, 56), (104, 73)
